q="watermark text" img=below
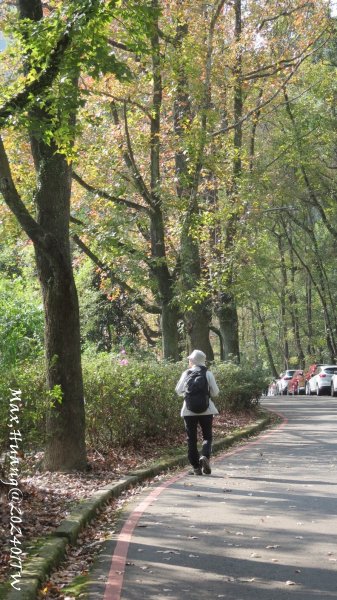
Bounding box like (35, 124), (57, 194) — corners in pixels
(1, 389), (24, 590)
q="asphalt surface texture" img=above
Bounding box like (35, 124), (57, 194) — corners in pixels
(87, 396), (337, 600)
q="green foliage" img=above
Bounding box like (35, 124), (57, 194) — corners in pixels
(0, 277), (44, 368)
(82, 354), (183, 448)
(212, 363), (268, 412)
(0, 355), (266, 454)
(75, 260), (141, 352)
(46, 384), (63, 408)
(83, 356), (265, 449)
(0, 0), (152, 153)
(0, 358), (46, 454)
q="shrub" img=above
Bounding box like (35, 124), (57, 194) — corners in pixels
(0, 278), (44, 368)
(83, 355), (267, 449)
(83, 354), (183, 449)
(0, 354), (268, 454)
(212, 362), (268, 412)
(0, 359), (47, 454)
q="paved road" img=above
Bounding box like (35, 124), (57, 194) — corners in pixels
(87, 396), (337, 600)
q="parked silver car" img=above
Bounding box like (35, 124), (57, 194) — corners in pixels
(307, 365), (337, 396)
(276, 370), (296, 395)
(331, 373), (337, 397)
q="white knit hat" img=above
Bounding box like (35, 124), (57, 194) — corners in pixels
(188, 349), (206, 366)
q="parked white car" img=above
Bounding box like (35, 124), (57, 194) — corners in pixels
(331, 373), (337, 397)
(307, 365), (337, 396)
(276, 370), (296, 395)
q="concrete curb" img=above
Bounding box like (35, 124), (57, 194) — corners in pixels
(5, 538), (68, 600)
(1, 412), (273, 599)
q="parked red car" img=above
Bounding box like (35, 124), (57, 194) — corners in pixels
(288, 370), (305, 395)
(304, 364), (323, 395)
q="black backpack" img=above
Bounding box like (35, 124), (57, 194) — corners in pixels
(184, 366), (210, 413)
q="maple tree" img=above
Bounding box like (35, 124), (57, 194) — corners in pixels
(64, 0), (332, 366)
(0, 0), (154, 471)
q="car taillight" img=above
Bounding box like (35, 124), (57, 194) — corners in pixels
(319, 373), (326, 378)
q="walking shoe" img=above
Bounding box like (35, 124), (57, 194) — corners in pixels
(199, 455), (211, 475)
(188, 467), (203, 475)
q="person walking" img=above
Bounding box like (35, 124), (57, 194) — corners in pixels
(175, 349), (219, 475)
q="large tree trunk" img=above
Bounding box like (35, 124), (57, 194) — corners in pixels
(173, 12), (214, 360)
(12, 0), (87, 471)
(179, 211), (214, 360)
(184, 303), (214, 359)
(149, 5), (179, 360)
(161, 301), (180, 361)
(107, 5), (180, 361)
(218, 292), (240, 362)
(36, 248), (86, 470)
(150, 204), (180, 360)
(32, 139), (87, 471)
(216, 0), (243, 363)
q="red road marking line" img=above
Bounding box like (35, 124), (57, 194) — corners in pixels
(103, 471), (185, 600)
(103, 408), (287, 600)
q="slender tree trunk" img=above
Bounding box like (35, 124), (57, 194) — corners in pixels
(148, 5), (180, 360)
(306, 274), (314, 357)
(276, 235), (290, 368)
(150, 207), (180, 361)
(288, 244), (305, 367)
(281, 220), (337, 361)
(179, 202), (214, 359)
(108, 6), (180, 360)
(216, 0), (243, 362)
(113, 8), (180, 361)
(256, 301), (278, 378)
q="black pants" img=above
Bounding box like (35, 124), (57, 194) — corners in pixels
(184, 415), (213, 469)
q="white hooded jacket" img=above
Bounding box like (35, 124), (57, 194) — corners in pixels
(175, 365), (219, 417)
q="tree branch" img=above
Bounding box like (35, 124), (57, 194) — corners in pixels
(260, 126), (319, 173)
(110, 101), (154, 206)
(107, 38), (133, 52)
(0, 0), (101, 128)
(123, 101), (154, 204)
(283, 86), (337, 242)
(72, 234), (161, 315)
(0, 135), (44, 245)
(258, 2), (314, 31)
(212, 31), (329, 138)
(242, 31), (326, 82)
(72, 171), (152, 215)
(86, 89), (152, 119)
(134, 314), (160, 345)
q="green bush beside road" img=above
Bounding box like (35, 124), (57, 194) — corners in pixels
(0, 355), (268, 453)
